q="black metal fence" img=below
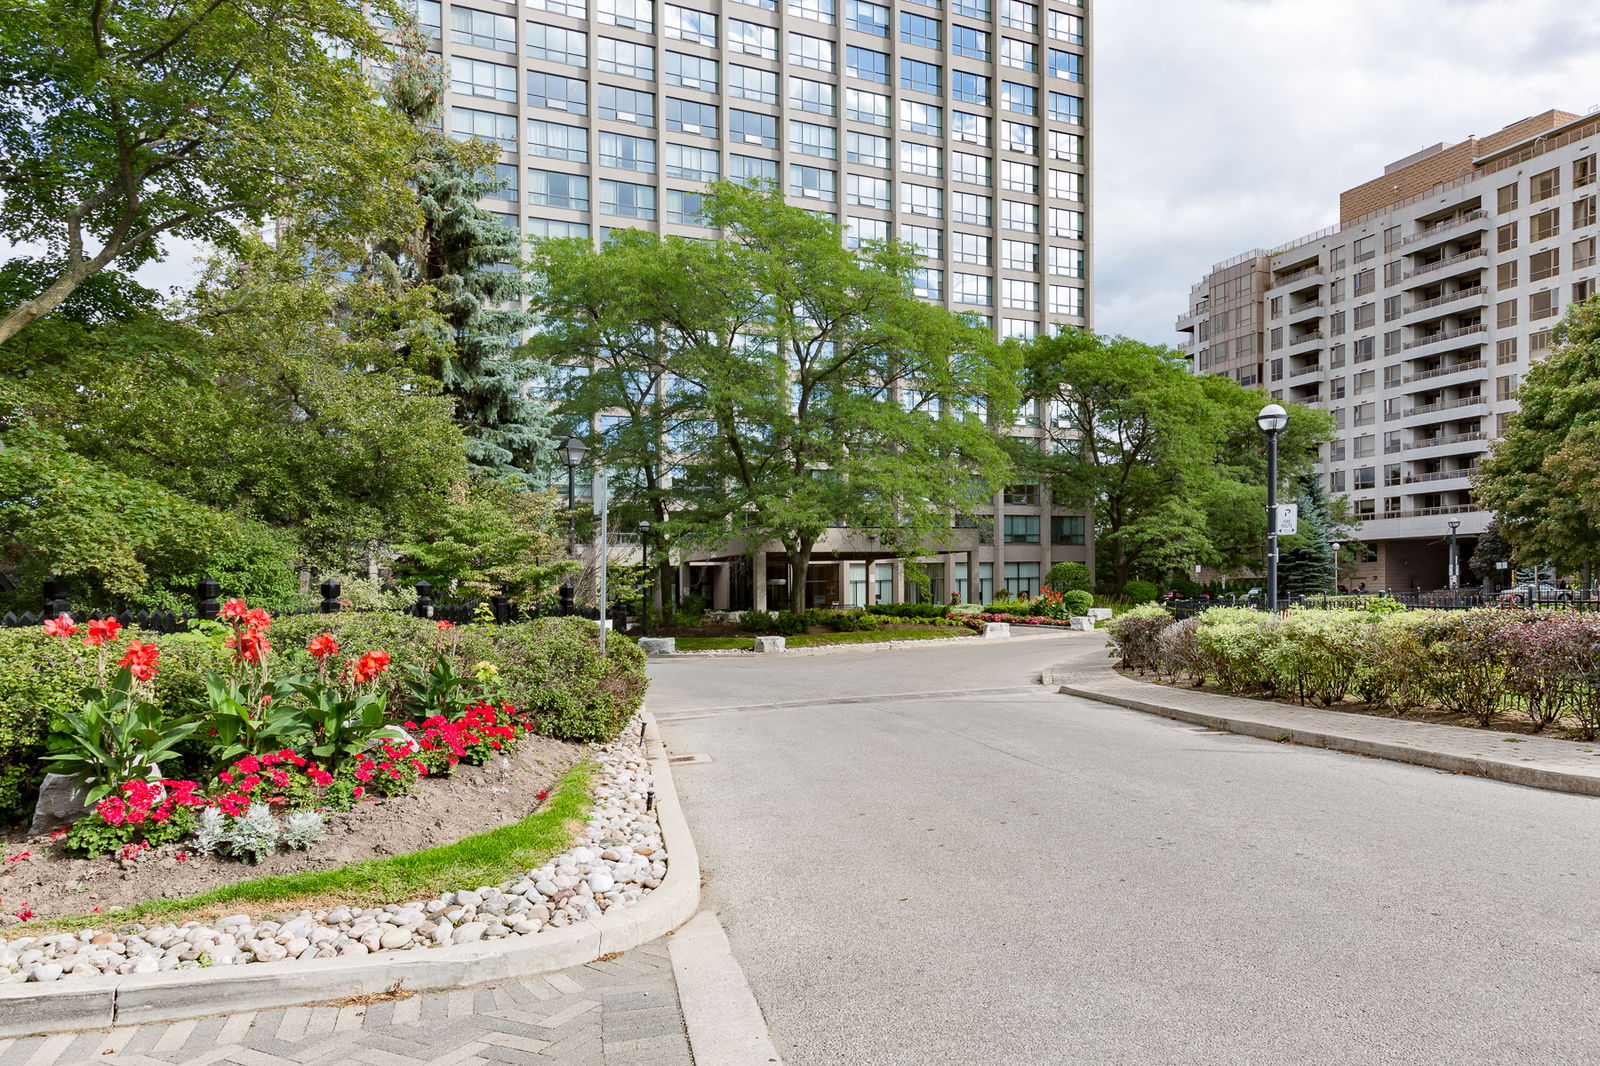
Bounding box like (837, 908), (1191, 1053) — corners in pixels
(1, 576), (623, 634)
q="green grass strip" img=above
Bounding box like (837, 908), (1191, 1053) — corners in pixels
(661, 627), (970, 651)
(34, 762), (595, 933)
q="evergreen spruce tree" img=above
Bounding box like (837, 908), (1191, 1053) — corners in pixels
(375, 29), (556, 483)
(1278, 472), (1337, 595)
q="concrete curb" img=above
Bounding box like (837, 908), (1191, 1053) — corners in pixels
(1058, 684), (1600, 798)
(0, 710), (701, 1038)
(669, 911), (784, 1066)
(650, 629), (1073, 659)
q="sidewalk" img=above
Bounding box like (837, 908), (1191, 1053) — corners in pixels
(1049, 635), (1600, 797)
(0, 938), (692, 1066)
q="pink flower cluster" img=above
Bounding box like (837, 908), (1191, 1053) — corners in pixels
(95, 779), (206, 827)
(409, 703), (522, 768)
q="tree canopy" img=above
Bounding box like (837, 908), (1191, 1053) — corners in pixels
(1475, 295), (1600, 571)
(1016, 329), (1332, 590)
(529, 182), (1018, 611)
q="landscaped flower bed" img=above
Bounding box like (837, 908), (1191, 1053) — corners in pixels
(1107, 603), (1600, 738)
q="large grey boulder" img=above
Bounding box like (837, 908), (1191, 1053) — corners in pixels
(29, 774), (91, 836)
(1068, 616), (1095, 631)
(1086, 607), (1113, 622)
(753, 636), (786, 653)
(981, 622), (1011, 639)
(638, 637), (677, 656)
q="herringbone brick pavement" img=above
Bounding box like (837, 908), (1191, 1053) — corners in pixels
(0, 940), (691, 1066)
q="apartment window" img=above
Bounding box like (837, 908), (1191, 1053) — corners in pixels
(1329, 311), (1346, 337)
(1001, 38), (1037, 71)
(844, 214), (888, 248)
(1531, 208), (1560, 242)
(1047, 284), (1082, 316)
(1576, 154), (1597, 188)
(1494, 373), (1518, 402)
(453, 107), (517, 151)
(1530, 328), (1553, 353)
(952, 25), (989, 60)
(597, 0), (652, 29)
(1383, 259), (1403, 287)
(526, 218), (589, 241)
(453, 7), (515, 50)
(1002, 279), (1038, 310)
(845, 0), (889, 35)
(790, 32), (835, 71)
(1531, 167), (1560, 203)
(1003, 562), (1041, 598)
(1530, 289), (1559, 321)
(728, 19), (777, 58)
(1383, 362), (1400, 388)
(1354, 402), (1376, 428)
(1530, 248), (1560, 281)
(526, 0), (583, 16)
(1046, 8), (1083, 41)
(728, 65), (777, 104)
(901, 223), (942, 259)
(729, 108), (776, 147)
(900, 99), (943, 136)
(950, 151), (989, 187)
(527, 71), (586, 114)
(1497, 182), (1519, 214)
(900, 57), (941, 94)
(1001, 239), (1037, 271)
(1383, 295), (1401, 323)
(1329, 440), (1346, 462)
(1354, 302), (1375, 329)
(953, 0), (989, 17)
(846, 88), (889, 125)
(597, 131), (656, 175)
(1329, 345), (1346, 371)
(728, 153), (776, 183)
(1001, 160), (1037, 193)
(1575, 236), (1598, 269)
(1495, 337), (1518, 365)
(486, 163), (519, 201)
(1328, 470), (1346, 493)
(951, 70), (989, 105)
(1576, 278), (1597, 302)
(599, 38), (656, 79)
(1048, 91), (1084, 125)
(1048, 207), (1083, 239)
(789, 163), (837, 201)
(1354, 466), (1375, 490)
(1353, 234), (1375, 262)
(954, 272), (992, 305)
(527, 169), (589, 211)
(846, 44), (889, 83)
(665, 189), (707, 226)
(1494, 297), (1519, 329)
(1352, 268), (1375, 296)
(665, 51), (717, 91)
(1002, 200), (1037, 233)
(659, 142), (716, 181)
(1354, 434), (1375, 459)
(526, 118), (587, 161)
(900, 182), (943, 219)
(1049, 246), (1084, 277)
(1001, 120), (1036, 154)
(1050, 515), (1085, 545)
(1003, 515), (1040, 545)
(526, 22), (587, 66)
(1383, 329), (1401, 356)
(1047, 49), (1081, 81)
(912, 267), (943, 299)
(1353, 336), (1374, 362)
(847, 173), (890, 209)
(597, 84), (654, 126)
(790, 120), (837, 159)
(1353, 499), (1375, 517)
(900, 11), (941, 48)
(846, 131), (890, 167)
(453, 56), (517, 101)
(947, 231), (987, 265)
(899, 141), (942, 177)
(664, 5), (717, 45)
(1353, 369), (1374, 395)
(1269, 327), (1283, 352)
(1497, 261), (1519, 290)
(1497, 221), (1519, 253)
(600, 179), (656, 219)
(956, 112), (992, 147)
(666, 97), (718, 137)
(788, 0), (835, 24)
(789, 76), (835, 116)
(1001, 81), (1037, 116)
(1575, 195), (1597, 229)
(1000, 0), (1036, 31)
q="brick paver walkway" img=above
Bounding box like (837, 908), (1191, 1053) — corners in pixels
(0, 940), (692, 1066)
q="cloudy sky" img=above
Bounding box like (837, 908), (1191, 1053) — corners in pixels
(1093, 0), (1600, 346)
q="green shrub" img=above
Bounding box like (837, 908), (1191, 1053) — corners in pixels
(1062, 590), (1094, 616)
(1155, 616), (1204, 682)
(1192, 608), (1279, 691)
(820, 610), (879, 632)
(1106, 605), (1174, 672)
(0, 628), (99, 821)
(1122, 580), (1160, 605)
(949, 603), (982, 615)
(865, 603), (950, 620)
(740, 610), (777, 634)
(1044, 561), (1092, 594)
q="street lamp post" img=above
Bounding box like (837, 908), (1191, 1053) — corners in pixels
(559, 436), (589, 616)
(1447, 519), (1461, 592)
(638, 520), (652, 637)
(1331, 541), (1342, 594)
(1256, 404), (1290, 613)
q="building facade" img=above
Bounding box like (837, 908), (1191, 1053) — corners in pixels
(1177, 109), (1600, 592)
(429, 0), (1096, 607)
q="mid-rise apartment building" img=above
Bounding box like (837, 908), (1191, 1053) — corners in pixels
(430, 0), (1096, 607)
(1177, 109), (1599, 591)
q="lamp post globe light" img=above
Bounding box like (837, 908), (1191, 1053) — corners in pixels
(1331, 541), (1342, 593)
(638, 520), (652, 637)
(1256, 404), (1290, 612)
(559, 435), (588, 616)
(1447, 519), (1461, 591)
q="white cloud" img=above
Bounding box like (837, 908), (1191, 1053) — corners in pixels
(1092, 0), (1600, 344)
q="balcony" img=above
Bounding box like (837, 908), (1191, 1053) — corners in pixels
(1402, 246), (1487, 280)
(1404, 466), (1479, 484)
(1402, 323), (1487, 352)
(1288, 329), (1325, 348)
(1272, 264), (1324, 288)
(1407, 395), (1487, 418)
(1403, 431), (1488, 451)
(1403, 285), (1487, 318)
(1289, 362), (1324, 378)
(1369, 503), (1478, 520)
(1400, 209), (1490, 249)
(1289, 299), (1325, 320)
(1402, 357), (1487, 385)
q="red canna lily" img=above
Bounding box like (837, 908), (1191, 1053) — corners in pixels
(82, 617), (122, 647)
(307, 632), (340, 659)
(219, 598), (248, 621)
(42, 614), (80, 638)
(351, 649), (392, 684)
(116, 638), (161, 682)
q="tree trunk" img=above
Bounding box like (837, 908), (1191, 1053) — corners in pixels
(0, 246), (121, 345)
(788, 539), (816, 613)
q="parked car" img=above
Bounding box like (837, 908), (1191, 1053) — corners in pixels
(1496, 583), (1573, 605)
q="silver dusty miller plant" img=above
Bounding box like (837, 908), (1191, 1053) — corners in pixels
(280, 810), (327, 851)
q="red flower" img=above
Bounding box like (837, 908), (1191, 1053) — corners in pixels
(116, 639), (161, 682)
(226, 628), (270, 663)
(536, 790), (549, 800)
(219, 599), (248, 620)
(351, 649), (392, 684)
(43, 614), (80, 638)
(243, 607), (273, 631)
(82, 617), (122, 647)
(307, 632), (339, 659)
(436, 621), (454, 631)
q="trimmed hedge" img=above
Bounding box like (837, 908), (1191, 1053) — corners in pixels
(1044, 561), (1092, 594)
(865, 603), (951, 620)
